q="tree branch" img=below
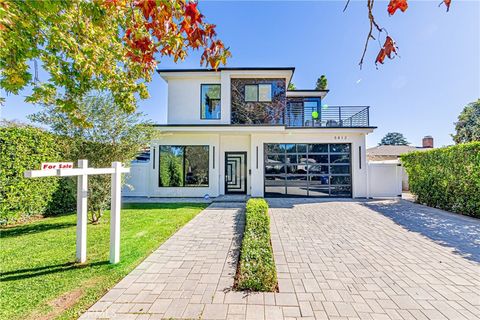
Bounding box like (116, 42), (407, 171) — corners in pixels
(359, 0), (383, 69)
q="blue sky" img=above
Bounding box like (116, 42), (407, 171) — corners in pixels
(1, 1), (479, 147)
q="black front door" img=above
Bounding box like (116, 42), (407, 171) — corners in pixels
(225, 152), (247, 194)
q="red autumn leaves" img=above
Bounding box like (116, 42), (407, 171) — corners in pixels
(375, 36), (398, 65)
(102, 0), (230, 73)
(377, 0), (451, 66)
(387, 0), (408, 15)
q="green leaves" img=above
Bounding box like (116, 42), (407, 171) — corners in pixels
(452, 99), (480, 144)
(237, 198), (277, 292)
(401, 142), (480, 217)
(379, 132), (410, 146)
(0, 0), (230, 126)
(0, 124), (61, 223)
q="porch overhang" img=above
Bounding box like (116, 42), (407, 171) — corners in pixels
(153, 124), (376, 135)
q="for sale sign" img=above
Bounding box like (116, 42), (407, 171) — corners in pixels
(41, 162), (74, 170)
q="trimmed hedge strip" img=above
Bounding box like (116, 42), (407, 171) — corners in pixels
(0, 125), (61, 223)
(401, 142), (480, 218)
(237, 198), (277, 291)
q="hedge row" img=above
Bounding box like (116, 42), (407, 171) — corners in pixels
(0, 125), (60, 223)
(236, 198), (277, 291)
(401, 142), (480, 218)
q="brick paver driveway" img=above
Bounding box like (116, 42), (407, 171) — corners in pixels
(81, 199), (480, 320)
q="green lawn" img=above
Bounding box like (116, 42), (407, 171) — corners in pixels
(0, 203), (208, 320)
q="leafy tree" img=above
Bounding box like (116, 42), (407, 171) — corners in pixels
(379, 132), (409, 146)
(315, 75), (328, 90)
(1, 0), (230, 124)
(288, 83), (296, 90)
(29, 92), (154, 223)
(452, 99), (480, 144)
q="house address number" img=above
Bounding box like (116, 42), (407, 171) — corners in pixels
(334, 135), (348, 140)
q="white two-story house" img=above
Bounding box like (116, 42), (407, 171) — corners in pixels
(126, 67), (376, 198)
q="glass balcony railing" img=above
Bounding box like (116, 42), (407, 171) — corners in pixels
(284, 104), (370, 128)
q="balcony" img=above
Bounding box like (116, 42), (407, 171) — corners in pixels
(284, 104), (370, 128)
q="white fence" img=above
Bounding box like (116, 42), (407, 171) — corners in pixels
(367, 161), (403, 198)
(122, 162), (149, 196)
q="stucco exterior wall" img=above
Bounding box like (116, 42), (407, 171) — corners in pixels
(123, 130), (369, 198)
(162, 70), (292, 126)
(166, 75), (227, 125)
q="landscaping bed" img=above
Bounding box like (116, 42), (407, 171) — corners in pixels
(236, 198), (278, 292)
(0, 203), (207, 320)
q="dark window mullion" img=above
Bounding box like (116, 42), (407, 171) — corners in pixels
(182, 146), (186, 187)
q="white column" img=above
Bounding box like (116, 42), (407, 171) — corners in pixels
(110, 161), (122, 264)
(76, 159), (88, 263)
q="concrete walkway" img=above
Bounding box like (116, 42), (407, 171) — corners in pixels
(81, 199), (480, 320)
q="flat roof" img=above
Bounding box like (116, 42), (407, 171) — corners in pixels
(287, 89), (329, 93)
(156, 67), (295, 73)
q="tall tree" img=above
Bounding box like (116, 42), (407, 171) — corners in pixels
(315, 75), (328, 90)
(288, 82), (296, 90)
(1, 0), (230, 124)
(379, 132), (409, 146)
(29, 92), (154, 222)
(452, 99), (480, 144)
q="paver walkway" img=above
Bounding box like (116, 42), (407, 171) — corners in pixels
(81, 199), (480, 320)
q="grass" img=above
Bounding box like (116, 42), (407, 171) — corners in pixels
(0, 202), (208, 320)
(236, 198), (277, 292)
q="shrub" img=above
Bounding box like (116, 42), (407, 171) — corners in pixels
(0, 124), (60, 223)
(401, 142), (480, 218)
(236, 198), (277, 291)
(45, 177), (76, 216)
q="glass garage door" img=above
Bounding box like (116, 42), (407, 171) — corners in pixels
(264, 143), (352, 197)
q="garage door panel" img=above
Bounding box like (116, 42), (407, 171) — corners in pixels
(330, 165), (350, 174)
(308, 186), (330, 197)
(331, 186), (351, 196)
(286, 186), (308, 196)
(309, 144), (329, 153)
(286, 165), (307, 174)
(308, 165), (329, 174)
(330, 175), (351, 185)
(330, 154), (350, 163)
(265, 165), (285, 174)
(330, 144), (350, 153)
(264, 143), (352, 198)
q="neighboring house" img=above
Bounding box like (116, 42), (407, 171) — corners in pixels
(367, 136), (434, 190)
(367, 136), (434, 161)
(126, 67), (376, 198)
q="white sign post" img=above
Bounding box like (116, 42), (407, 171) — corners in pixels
(24, 160), (130, 264)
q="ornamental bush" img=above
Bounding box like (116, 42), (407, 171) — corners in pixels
(401, 142), (480, 218)
(236, 198), (277, 291)
(0, 124), (60, 223)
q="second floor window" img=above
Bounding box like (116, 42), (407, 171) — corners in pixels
(245, 84), (272, 102)
(201, 84), (221, 119)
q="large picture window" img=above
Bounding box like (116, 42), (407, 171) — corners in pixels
(159, 146), (209, 187)
(201, 84), (221, 119)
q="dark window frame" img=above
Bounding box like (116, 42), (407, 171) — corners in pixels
(244, 83), (273, 102)
(200, 84), (221, 120)
(158, 145), (210, 188)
